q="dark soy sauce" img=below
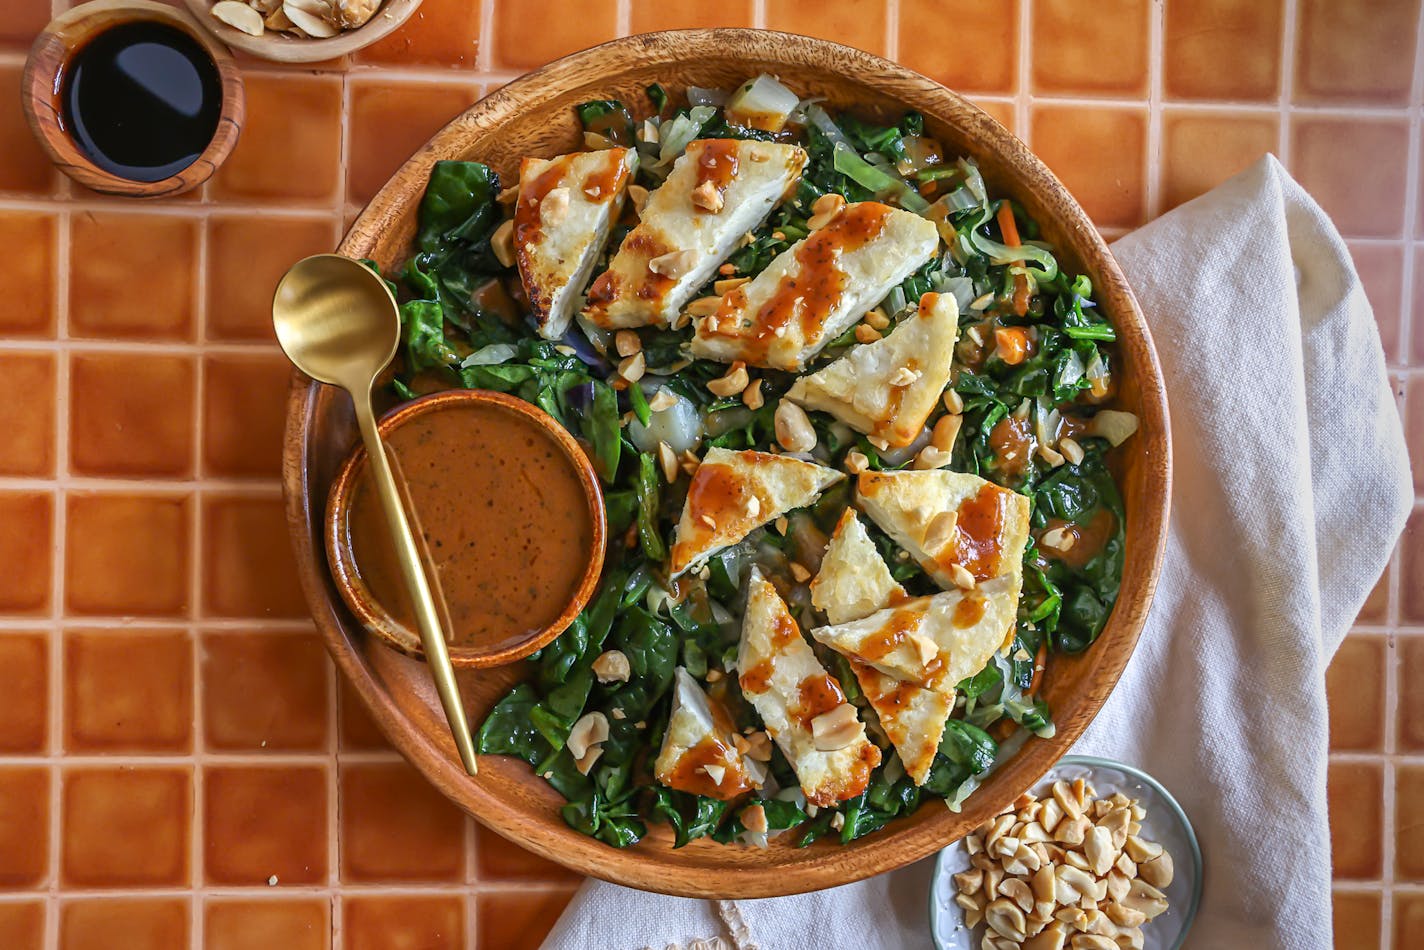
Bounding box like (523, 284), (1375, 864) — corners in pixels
(61, 22), (222, 183)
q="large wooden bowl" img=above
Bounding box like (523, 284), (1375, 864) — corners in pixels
(282, 29), (1172, 898)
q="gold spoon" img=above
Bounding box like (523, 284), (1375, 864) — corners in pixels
(273, 254), (478, 775)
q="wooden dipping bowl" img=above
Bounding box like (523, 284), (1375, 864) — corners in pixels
(282, 29), (1172, 898)
(21, 0), (244, 198)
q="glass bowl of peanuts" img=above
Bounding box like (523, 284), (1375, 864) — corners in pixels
(929, 756), (1202, 950)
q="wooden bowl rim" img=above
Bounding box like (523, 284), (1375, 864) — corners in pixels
(180, 0), (424, 63)
(283, 28), (1173, 898)
(20, 0), (244, 198)
(323, 388), (608, 669)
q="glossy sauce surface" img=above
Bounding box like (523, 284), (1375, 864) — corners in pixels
(694, 140), (741, 201)
(61, 22), (221, 183)
(941, 483), (1009, 581)
(345, 401), (593, 652)
(1041, 509), (1117, 570)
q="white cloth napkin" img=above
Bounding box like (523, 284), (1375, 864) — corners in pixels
(539, 156), (1414, 950)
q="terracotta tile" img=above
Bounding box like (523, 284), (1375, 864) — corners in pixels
(0, 64), (57, 194)
(1290, 117), (1410, 239)
(62, 766), (190, 886)
(475, 821), (580, 883)
(1403, 507), (1424, 624)
(0, 352), (55, 476)
(347, 80), (478, 205)
(65, 492), (191, 617)
(1395, 891), (1424, 948)
(493, 0), (618, 69)
(339, 678), (393, 751)
(210, 74), (342, 203)
(206, 214), (337, 342)
(0, 767), (49, 887)
(64, 630), (191, 753)
(204, 765), (328, 885)
(1399, 763), (1424, 879)
(0, 492), (52, 614)
(1327, 760), (1382, 879)
(1325, 634), (1385, 751)
(202, 630), (330, 751)
(354, 0), (482, 67)
(475, 889), (578, 950)
(1402, 638), (1424, 754)
(970, 99), (1017, 136)
(1347, 243), (1404, 366)
(344, 895), (465, 950)
(69, 352), (196, 477)
(764, 0), (889, 56)
(60, 898), (189, 950)
(1332, 890), (1381, 949)
(1163, 0), (1283, 101)
(1407, 374), (1424, 498)
(0, 901), (45, 950)
(200, 494), (306, 618)
(206, 899), (330, 950)
(69, 212), (197, 340)
(1161, 112), (1278, 211)
(0, 211), (56, 337)
(630, 0), (754, 31)
(0, 0), (50, 49)
(1030, 106), (1147, 229)
(1357, 559), (1391, 624)
(0, 633), (47, 753)
(340, 761), (465, 882)
(1414, 247), (1424, 366)
(899, 0), (1016, 94)
(1031, 0), (1148, 97)
(1296, 0), (1421, 104)
(202, 352), (292, 478)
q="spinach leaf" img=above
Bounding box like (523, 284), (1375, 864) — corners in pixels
(475, 683), (545, 763)
(576, 100), (635, 146)
(416, 160), (499, 255)
(940, 720), (997, 774)
(635, 453), (667, 562)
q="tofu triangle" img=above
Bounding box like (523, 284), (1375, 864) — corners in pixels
(787, 291), (960, 448)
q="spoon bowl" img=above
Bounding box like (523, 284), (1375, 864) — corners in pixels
(273, 253), (480, 775)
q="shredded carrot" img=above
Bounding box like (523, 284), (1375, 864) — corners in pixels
(996, 201), (1022, 248)
(1028, 641), (1048, 695)
(1011, 274), (1030, 317)
(994, 326), (1030, 365)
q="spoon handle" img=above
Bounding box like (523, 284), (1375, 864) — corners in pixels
(353, 386), (479, 775)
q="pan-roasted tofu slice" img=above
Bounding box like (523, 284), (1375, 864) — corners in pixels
(810, 509), (907, 626)
(738, 571), (880, 806)
(654, 668), (760, 800)
(514, 148), (637, 339)
(669, 447), (843, 578)
(809, 575), (1017, 693)
(850, 662), (951, 787)
(689, 202), (939, 371)
(582, 139), (807, 330)
(856, 469), (1031, 593)
(808, 510), (948, 786)
(786, 291), (959, 448)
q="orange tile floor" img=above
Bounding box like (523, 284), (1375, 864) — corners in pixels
(0, 0), (1420, 947)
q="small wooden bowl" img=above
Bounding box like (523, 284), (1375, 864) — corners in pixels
(324, 389), (607, 669)
(283, 30), (1173, 898)
(21, 0), (244, 198)
(182, 0), (423, 63)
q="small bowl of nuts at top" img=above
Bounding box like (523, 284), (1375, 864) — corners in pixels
(183, 0), (422, 63)
(929, 756), (1202, 950)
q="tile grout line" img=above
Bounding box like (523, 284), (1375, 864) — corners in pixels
(884, 0), (898, 62)
(1015, 0), (1032, 144)
(752, 0), (766, 30)
(615, 0), (630, 38)
(1276, 0), (1298, 165)
(189, 189), (211, 948)
(1142, 0), (1163, 222)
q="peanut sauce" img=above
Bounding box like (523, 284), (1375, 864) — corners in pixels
(713, 202), (892, 364)
(667, 735), (752, 800)
(792, 672), (845, 729)
(1041, 509), (1117, 570)
(583, 152), (630, 202)
(669, 461), (759, 568)
(990, 413), (1036, 479)
(953, 593), (987, 627)
(693, 140), (741, 203)
(739, 659), (775, 695)
(861, 608), (922, 661)
(346, 400), (593, 652)
(513, 160), (569, 250)
(939, 483), (1009, 581)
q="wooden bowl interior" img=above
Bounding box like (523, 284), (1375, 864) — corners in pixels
(283, 29), (1171, 898)
(181, 0), (423, 63)
(21, 0), (244, 198)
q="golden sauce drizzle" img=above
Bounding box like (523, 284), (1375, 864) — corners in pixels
(792, 672), (845, 729)
(582, 151), (630, 203)
(669, 462), (751, 569)
(1041, 509), (1117, 570)
(739, 658), (775, 695)
(807, 743), (881, 807)
(940, 483), (1008, 581)
(953, 593), (987, 628)
(513, 159), (570, 270)
(710, 203), (892, 365)
(861, 608), (922, 662)
(990, 413), (1036, 479)
(770, 611), (800, 648)
(667, 735), (752, 800)
(693, 139), (740, 204)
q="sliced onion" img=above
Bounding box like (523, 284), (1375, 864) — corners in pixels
(1087, 410), (1139, 446)
(687, 85), (728, 108)
(725, 75), (799, 133)
(460, 343), (517, 367)
(628, 389), (702, 455)
(878, 425), (932, 467)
